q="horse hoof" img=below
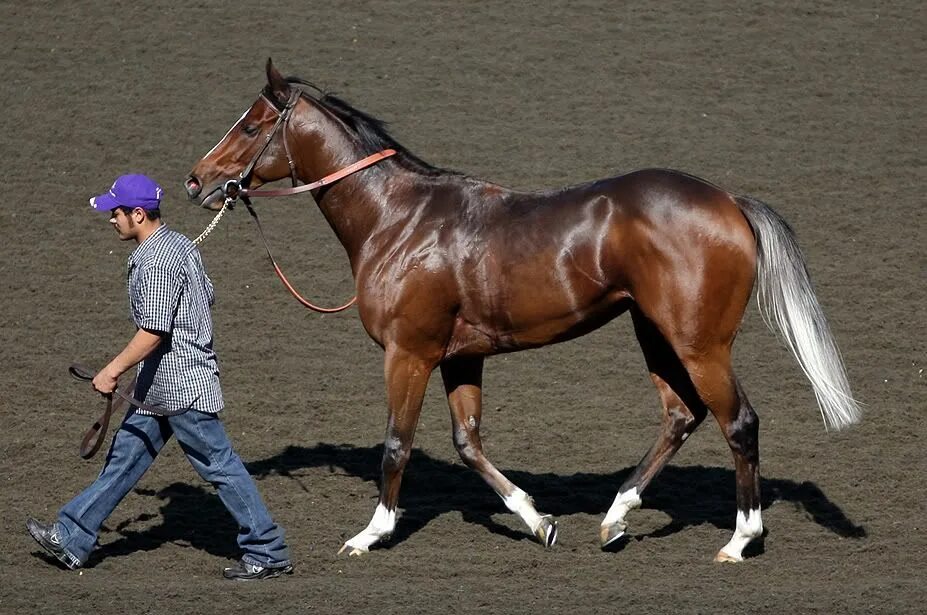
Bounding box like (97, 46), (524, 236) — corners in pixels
(338, 543), (368, 557)
(535, 515), (558, 548)
(599, 523), (628, 550)
(713, 549), (742, 563)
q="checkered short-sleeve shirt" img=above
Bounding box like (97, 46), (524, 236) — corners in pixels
(127, 225), (223, 414)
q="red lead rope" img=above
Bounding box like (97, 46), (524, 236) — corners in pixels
(241, 149), (396, 313)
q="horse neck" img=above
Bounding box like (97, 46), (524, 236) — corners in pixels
(288, 121), (398, 266)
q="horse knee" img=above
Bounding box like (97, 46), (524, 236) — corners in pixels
(381, 434), (410, 472)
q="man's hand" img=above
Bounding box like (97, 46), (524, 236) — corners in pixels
(91, 364), (121, 395)
(93, 329), (164, 396)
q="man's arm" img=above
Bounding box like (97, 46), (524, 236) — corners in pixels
(91, 328), (165, 394)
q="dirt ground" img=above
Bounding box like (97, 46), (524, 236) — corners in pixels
(1, 1), (924, 613)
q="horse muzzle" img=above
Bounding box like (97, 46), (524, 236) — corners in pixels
(184, 175), (202, 199)
(184, 175), (232, 210)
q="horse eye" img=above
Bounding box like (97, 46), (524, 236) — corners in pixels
(242, 124), (259, 136)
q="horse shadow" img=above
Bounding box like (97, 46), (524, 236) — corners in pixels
(82, 442), (865, 565)
(246, 443), (867, 547)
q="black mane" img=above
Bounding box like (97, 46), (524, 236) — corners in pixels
(264, 77), (455, 177)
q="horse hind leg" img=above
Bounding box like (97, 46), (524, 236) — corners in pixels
(441, 357), (558, 547)
(706, 375), (763, 562)
(650, 346), (763, 562)
(644, 310), (763, 561)
(627, 309), (763, 562)
(600, 310), (707, 548)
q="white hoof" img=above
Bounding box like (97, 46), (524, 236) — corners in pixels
(599, 522), (628, 549)
(338, 543), (369, 557)
(714, 549), (743, 563)
(535, 515), (558, 547)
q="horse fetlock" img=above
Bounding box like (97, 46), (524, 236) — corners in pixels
(340, 503), (397, 555)
(601, 487), (640, 540)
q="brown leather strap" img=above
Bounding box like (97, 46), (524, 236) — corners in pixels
(78, 378), (134, 459)
(69, 363), (187, 460)
(245, 204), (358, 313)
(69, 364), (184, 416)
(241, 149), (396, 198)
(222, 148), (396, 312)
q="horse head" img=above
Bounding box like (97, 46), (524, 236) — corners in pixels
(185, 59), (298, 210)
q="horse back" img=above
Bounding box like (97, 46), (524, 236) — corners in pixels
(451, 167), (753, 288)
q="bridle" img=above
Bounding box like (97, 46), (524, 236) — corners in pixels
(224, 89), (303, 200)
(199, 88), (396, 313)
(221, 88), (397, 204)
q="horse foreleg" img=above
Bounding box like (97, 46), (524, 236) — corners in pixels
(339, 346), (433, 555)
(441, 357), (557, 547)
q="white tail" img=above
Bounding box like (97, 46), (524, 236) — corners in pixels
(736, 196), (862, 430)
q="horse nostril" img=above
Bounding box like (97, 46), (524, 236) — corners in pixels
(185, 176), (202, 199)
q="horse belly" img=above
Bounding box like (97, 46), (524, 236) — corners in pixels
(447, 227), (631, 354)
(502, 291), (632, 349)
(449, 288), (631, 357)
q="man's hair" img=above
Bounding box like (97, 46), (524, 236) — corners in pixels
(116, 206), (161, 221)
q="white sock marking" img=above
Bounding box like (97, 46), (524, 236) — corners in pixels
(719, 508), (763, 561)
(602, 487), (641, 528)
(503, 489), (544, 532)
(344, 503), (396, 552)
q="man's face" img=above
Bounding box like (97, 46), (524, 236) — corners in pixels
(108, 207), (140, 240)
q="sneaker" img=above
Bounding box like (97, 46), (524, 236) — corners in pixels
(223, 559), (293, 581)
(26, 518), (82, 570)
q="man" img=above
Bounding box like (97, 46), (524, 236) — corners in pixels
(27, 174), (293, 580)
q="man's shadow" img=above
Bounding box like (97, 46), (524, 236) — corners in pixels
(83, 483), (240, 567)
(84, 442), (866, 566)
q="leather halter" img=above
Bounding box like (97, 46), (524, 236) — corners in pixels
(235, 90), (302, 191)
(217, 89), (397, 313)
(220, 89), (397, 203)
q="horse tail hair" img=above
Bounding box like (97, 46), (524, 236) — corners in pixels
(735, 195), (862, 431)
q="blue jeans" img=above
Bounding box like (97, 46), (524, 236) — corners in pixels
(55, 408), (290, 568)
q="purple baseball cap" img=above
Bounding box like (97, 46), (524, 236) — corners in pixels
(89, 174), (163, 212)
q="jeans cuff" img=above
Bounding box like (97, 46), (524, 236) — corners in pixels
(53, 523), (85, 563)
(242, 553), (291, 569)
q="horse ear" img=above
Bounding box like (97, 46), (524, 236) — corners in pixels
(265, 58), (291, 100)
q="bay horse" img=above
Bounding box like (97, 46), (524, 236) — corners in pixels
(185, 59), (861, 562)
